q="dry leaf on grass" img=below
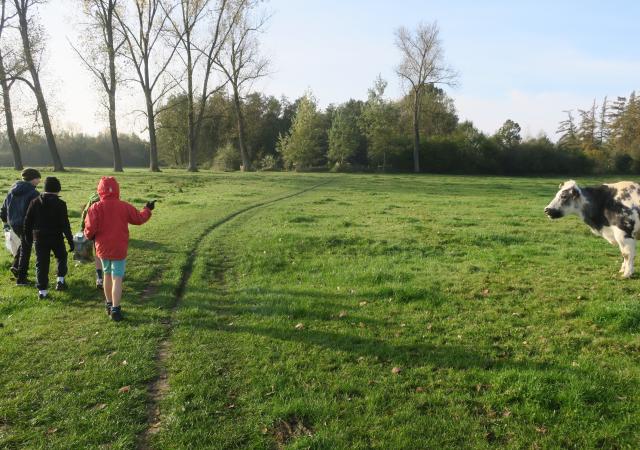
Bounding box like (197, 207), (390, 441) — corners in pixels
(391, 367), (402, 374)
(118, 385), (130, 394)
(294, 323), (305, 330)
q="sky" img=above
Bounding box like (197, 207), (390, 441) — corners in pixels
(16, 0), (640, 140)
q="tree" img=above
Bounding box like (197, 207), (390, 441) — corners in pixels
(278, 92), (324, 171)
(495, 119), (522, 149)
(0, 0), (22, 169)
(328, 102), (364, 169)
(72, 0), (124, 171)
(165, 0), (238, 172)
(360, 76), (399, 171)
(215, 0), (269, 171)
(395, 21), (457, 172)
(115, 0), (179, 172)
(13, 0), (64, 171)
(557, 110), (579, 149)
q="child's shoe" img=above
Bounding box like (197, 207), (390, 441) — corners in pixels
(96, 278), (103, 290)
(16, 278), (30, 286)
(110, 306), (122, 322)
(55, 281), (67, 291)
(105, 302), (112, 316)
(38, 290), (48, 300)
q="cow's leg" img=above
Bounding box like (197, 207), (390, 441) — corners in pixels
(614, 227), (636, 278)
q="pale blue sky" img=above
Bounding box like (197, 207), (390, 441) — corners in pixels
(28, 0), (640, 139)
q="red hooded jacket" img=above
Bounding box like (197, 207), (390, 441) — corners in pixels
(84, 177), (152, 260)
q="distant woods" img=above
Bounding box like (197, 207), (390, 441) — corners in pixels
(0, 6), (637, 175)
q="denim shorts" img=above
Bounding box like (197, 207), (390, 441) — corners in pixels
(101, 259), (126, 278)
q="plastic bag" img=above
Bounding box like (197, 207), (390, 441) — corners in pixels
(73, 232), (94, 263)
(4, 228), (20, 256)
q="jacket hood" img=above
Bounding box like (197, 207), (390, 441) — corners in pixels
(10, 180), (36, 196)
(97, 177), (120, 200)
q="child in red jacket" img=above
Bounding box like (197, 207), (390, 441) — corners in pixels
(84, 177), (155, 321)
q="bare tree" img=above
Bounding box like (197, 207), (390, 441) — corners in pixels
(395, 21), (457, 173)
(165, 0), (238, 172)
(215, 0), (268, 171)
(0, 0), (23, 170)
(72, 0), (125, 171)
(115, 0), (179, 172)
(13, 0), (64, 171)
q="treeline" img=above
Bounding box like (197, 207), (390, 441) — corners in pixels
(0, 131), (148, 167)
(154, 79), (591, 175)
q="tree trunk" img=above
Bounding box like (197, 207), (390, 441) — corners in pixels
(412, 89), (421, 173)
(106, 6), (122, 172)
(108, 94), (123, 172)
(0, 55), (22, 170)
(186, 39), (197, 172)
(232, 87), (250, 171)
(145, 91), (160, 172)
(17, 10), (64, 171)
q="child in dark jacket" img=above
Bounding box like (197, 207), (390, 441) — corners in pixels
(1, 168), (41, 284)
(23, 177), (74, 299)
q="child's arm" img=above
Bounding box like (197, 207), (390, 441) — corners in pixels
(62, 202), (73, 248)
(0, 196), (7, 224)
(23, 199), (37, 244)
(126, 202), (152, 225)
(84, 204), (99, 240)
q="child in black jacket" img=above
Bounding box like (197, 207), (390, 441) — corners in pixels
(23, 177), (74, 299)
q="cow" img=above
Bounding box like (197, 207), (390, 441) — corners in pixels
(544, 180), (640, 278)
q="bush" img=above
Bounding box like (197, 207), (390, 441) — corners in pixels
(212, 142), (241, 171)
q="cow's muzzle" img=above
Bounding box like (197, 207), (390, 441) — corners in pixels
(544, 207), (563, 219)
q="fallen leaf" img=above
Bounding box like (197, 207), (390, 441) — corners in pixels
(46, 427), (58, 435)
(294, 323), (304, 330)
(535, 426), (547, 434)
(415, 387), (424, 393)
(338, 310), (348, 318)
(95, 403), (107, 410)
(118, 385), (130, 394)
(358, 322), (366, 328)
(391, 367), (402, 374)
(359, 301), (368, 307)
(482, 289), (490, 297)
(502, 409), (512, 417)
(121, 360), (127, 366)
(426, 323), (433, 330)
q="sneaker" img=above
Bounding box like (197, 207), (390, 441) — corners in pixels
(110, 307), (122, 322)
(16, 278), (30, 286)
(38, 293), (48, 300)
(96, 279), (103, 290)
(55, 281), (67, 291)
(105, 302), (112, 316)
(10, 267), (18, 278)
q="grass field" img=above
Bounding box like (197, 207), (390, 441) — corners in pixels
(1, 169), (640, 449)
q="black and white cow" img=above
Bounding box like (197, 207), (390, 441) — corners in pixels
(545, 180), (640, 278)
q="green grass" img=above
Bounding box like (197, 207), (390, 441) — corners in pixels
(1, 170), (640, 448)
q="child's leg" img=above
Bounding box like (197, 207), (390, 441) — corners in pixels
(111, 276), (123, 307)
(95, 246), (103, 281)
(52, 238), (67, 281)
(103, 275), (113, 301)
(34, 240), (51, 293)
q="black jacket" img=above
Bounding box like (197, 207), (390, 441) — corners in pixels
(24, 194), (73, 245)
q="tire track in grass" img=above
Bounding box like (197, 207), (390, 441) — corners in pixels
(137, 180), (330, 449)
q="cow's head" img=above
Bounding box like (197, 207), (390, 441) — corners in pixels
(544, 180), (583, 219)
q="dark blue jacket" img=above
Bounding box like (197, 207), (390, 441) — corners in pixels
(1, 181), (40, 229)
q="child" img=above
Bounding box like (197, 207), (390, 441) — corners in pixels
(23, 177), (74, 299)
(1, 168), (41, 285)
(84, 177), (154, 321)
(81, 191), (103, 289)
